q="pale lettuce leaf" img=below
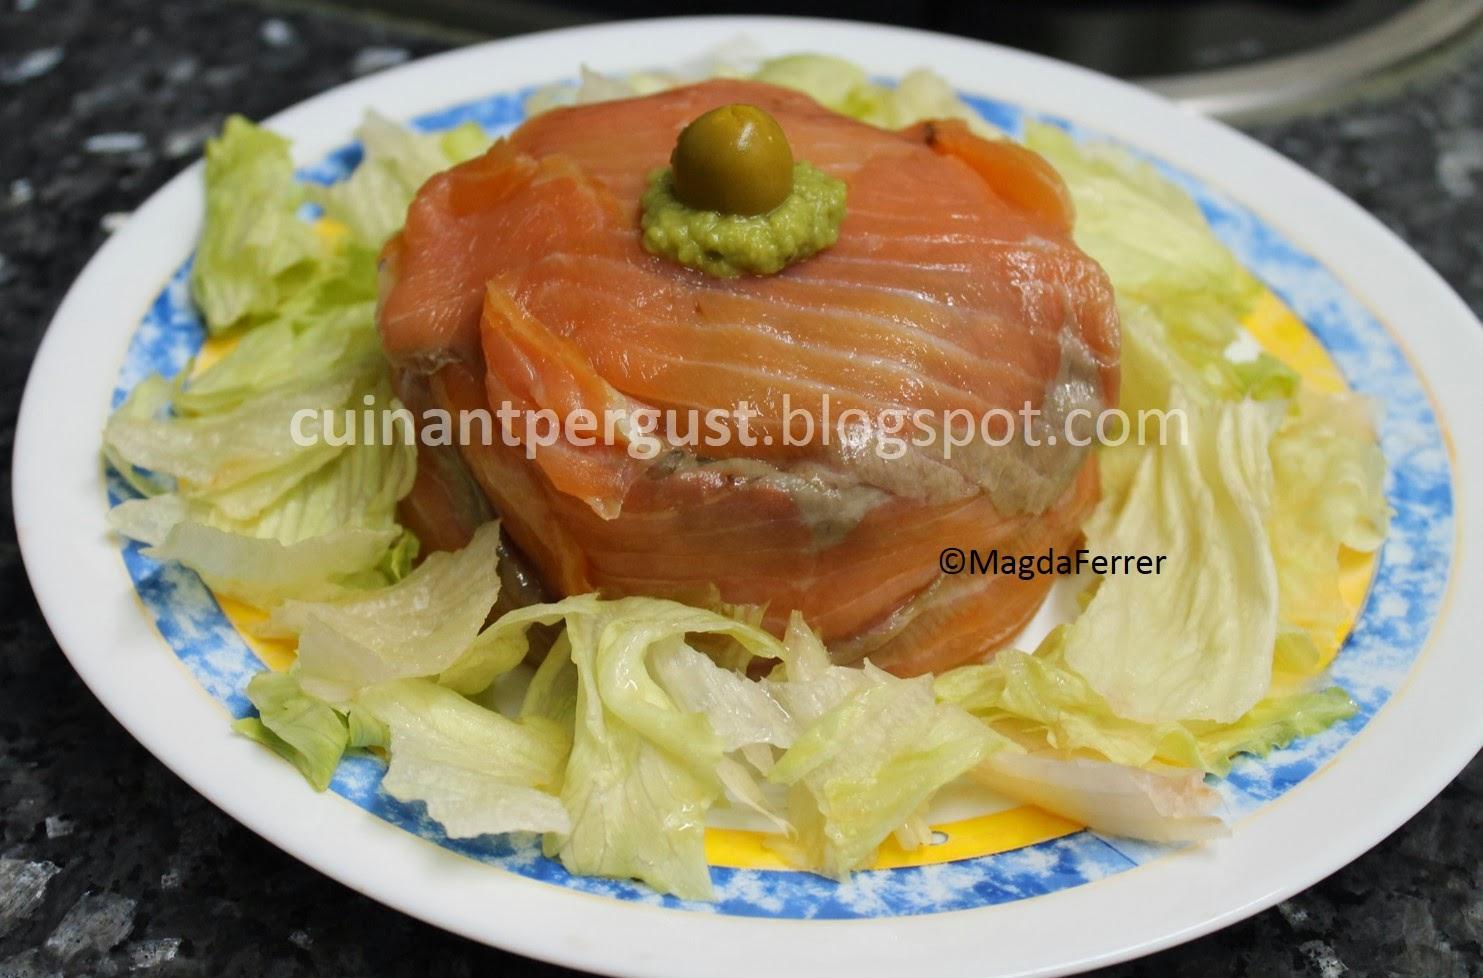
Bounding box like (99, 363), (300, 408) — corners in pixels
(650, 638), (794, 751)
(1062, 394), (1285, 723)
(538, 598), (785, 900)
(103, 374), (178, 497)
(232, 670), (350, 791)
(263, 522), (505, 701)
(310, 111), (492, 247)
(524, 55), (997, 136)
(766, 663), (998, 877)
(446, 595), (788, 898)
(1024, 123), (1296, 415)
(142, 519), (400, 607)
(753, 54), (867, 111)
(1268, 389), (1390, 657)
(936, 627), (1357, 776)
(103, 376), (355, 499)
(744, 613), (1003, 876)
(191, 116), (322, 332)
(752, 56), (996, 135)
(106, 374), (415, 602)
(439, 121), (495, 164)
(357, 679), (570, 837)
(972, 752), (1226, 843)
(107, 203), (418, 606)
(173, 244), (382, 416)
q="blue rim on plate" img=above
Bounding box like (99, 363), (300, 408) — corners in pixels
(105, 83), (1453, 920)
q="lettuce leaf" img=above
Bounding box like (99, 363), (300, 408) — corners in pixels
(310, 111), (491, 248)
(524, 65), (645, 115)
(439, 121), (494, 165)
(139, 516), (401, 607)
(231, 400), (414, 542)
(173, 244), (382, 416)
(105, 375), (357, 512)
(516, 597), (785, 900)
(937, 627), (1356, 776)
(710, 613), (999, 875)
(1023, 123), (1259, 351)
(107, 172), (415, 604)
(1063, 394), (1285, 723)
(356, 679), (570, 837)
(233, 670), (350, 790)
(972, 752), (1226, 843)
(650, 638), (794, 751)
(1188, 685), (1357, 763)
(442, 597), (990, 894)
(766, 662), (997, 877)
(1024, 123), (1296, 414)
(103, 374), (178, 497)
(524, 54), (998, 136)
(937, 632), (1188, 768)
(1268, 389), (1390, 658)
(752, 54), (869, 113)
(751, 57), (997, 136)
(263, 522), (506, 701)
(191, 117), (323, 333)
(106, 375), (415, 605)
(1000, 121), (1377, 762)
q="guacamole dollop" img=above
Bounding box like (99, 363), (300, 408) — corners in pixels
(640, 162), (847, 278)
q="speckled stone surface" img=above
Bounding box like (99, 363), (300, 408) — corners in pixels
(1, 2), (1479, 975)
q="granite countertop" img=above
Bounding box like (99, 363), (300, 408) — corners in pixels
(1, 1), (1479, 975)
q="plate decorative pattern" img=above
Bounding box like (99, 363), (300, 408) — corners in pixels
(105, 83), (1453, 920)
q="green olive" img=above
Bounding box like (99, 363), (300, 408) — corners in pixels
(670, 104), (794, 216)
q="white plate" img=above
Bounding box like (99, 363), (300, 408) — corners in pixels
(14, 16), (1483, 978)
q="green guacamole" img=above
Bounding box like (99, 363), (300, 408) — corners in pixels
(640, 162), (847, 278)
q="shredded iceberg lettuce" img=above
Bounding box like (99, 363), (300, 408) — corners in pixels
(108, 64), (1395, 901)
(192, 117), (323, 333)
(233, 670), (352, 791)
(524, 52), (998, 137)
(767, 664), (997, 876)
(173, 244), (383, 416)
(757, 614), (1003, 875)
(238, 568), (1004, 896)
(753, 56), (998, 135)
(105, 370), (416, 604)
(461, 596), (789, 899)
(1268, 389), (1391, 658)
(1024, 123), (1297, 414)
(1064, 394), (1286, 723)
(133, 514), (402, 607)
(751, 54), (867, 110)
(549, 608), (740, 899)
(102, 375), (177, 497)
(972, 752), (1227, 843)
(262, 523), (507, 702)
(106, 375), (358, 506)
(310, 112), (492, 248)
(989, 120), (1384, 764)
(357, 679), (571, 837)
(937, 627), (1356, 777)
(107, 117), (430, 605)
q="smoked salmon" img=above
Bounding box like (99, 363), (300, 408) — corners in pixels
(378, 79), (1120, 676)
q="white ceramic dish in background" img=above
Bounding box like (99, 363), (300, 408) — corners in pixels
(13, 16), (1483, 978)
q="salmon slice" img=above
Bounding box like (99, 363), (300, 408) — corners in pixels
(379, 79), (1120, 674)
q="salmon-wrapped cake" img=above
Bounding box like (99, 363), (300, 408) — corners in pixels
(377, 78), (1120, 676)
